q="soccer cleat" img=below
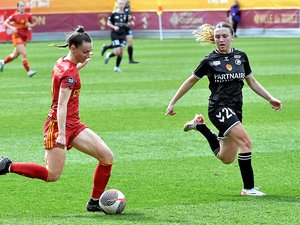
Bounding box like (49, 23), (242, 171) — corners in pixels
(241, 187), (266, 196)
(183, 114), (205, 132)
(27, 70), (37, 78)
(114, 67), (122, 72)
(0, 59), (4, 72)
(104, 52), (110, 64)
(86, 199), (103, 212)
(129, 60), (139, 64)
(101, 44), (107, 56)
(0, 157), (12, 175)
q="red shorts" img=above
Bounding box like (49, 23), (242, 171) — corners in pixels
(43, 117), (87, 150)
(12, 34), (27, 46)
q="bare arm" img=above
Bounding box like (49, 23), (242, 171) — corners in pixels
(56, 87), (72, 149)
(165, 75), (199, 115)
(4, 19), (17, 32)
(245, 74), (282, 110)
(107, 20), (119, 31)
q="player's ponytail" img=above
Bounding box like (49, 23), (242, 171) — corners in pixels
(50, 25), (92, 49)
(193, 24), (215, 44)
(193, 22), (234, 44)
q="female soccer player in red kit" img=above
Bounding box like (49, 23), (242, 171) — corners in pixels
(0, 1), (36, 77)
(0, 26), (114, 212)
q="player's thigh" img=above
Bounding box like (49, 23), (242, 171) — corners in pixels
(218, 138), (239, 164)
(126, 35), (133, 45)
(12, 47), (20, 58)
(72, 128), (114, 163)
(227, 123), (252, 152)
(44, 147), (67, 180)
(16, 44), (27, 58)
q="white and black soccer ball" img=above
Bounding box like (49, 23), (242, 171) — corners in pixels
(99, 189), (126, 214)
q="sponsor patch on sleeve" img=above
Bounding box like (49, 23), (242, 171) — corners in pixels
(66, 77), (76, 85)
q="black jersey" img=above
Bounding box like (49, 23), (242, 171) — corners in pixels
(108, 12), (129, 38)
(124, 5), (131, 16)
(193, 48), (252, 111)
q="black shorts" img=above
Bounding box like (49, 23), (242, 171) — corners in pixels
(111, 38), (126, 48)
(208, 107), (242, 139)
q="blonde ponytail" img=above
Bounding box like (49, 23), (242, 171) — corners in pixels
(192, 24), (215, 44)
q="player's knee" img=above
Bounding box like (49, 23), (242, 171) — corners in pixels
(221, 158), (235, 164)
(240, 138), (252, 152)
(47, 172), (61, 182)
(103, 150), (114, 164)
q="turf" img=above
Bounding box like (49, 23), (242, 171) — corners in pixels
(0, 37), (299, 225)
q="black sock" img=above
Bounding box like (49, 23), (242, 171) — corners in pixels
(106, 44), (113, 49)
(116, 56), (122, 67)
(238, 152), (254, 189)
(196, 124), (220, 156)
(128, 46), (133, 61)
(109, 52), (115, 58)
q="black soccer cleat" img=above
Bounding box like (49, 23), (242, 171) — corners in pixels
(101, 44), (107, 56)
(129, 60), (139, 64)
(86, 199), (103, 212)
(0, 157), (12, 175)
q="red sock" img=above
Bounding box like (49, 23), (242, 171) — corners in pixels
(91, 163), (112, 199)
(4, 55), (14, 64)
(22, 59), (30, 72)
(10, 162), (48, 181)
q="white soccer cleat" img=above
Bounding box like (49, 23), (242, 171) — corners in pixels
(114, 67), (122, 72)
(241, 187), (266, 196)
(104, 52), (110, 64)
(0, 59), (4, 72)
(27, 70), (37, 78)
(183, 114), (205, 132)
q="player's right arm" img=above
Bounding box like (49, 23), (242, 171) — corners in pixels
(165, 75), (199, 116)
(107, 14), (119, 31)
(56, 87), (72, 149)
(4, 16), (17, 33)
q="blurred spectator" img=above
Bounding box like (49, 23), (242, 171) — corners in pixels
(227, 0), (241, 37)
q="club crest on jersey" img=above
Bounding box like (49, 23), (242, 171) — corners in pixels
(66, 77), (76, 85)
(226, 64), (233, 71)
(235, 59), (241, 65)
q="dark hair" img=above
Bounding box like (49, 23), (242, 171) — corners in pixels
(54, 26), (92, 49)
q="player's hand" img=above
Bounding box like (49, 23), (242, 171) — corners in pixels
(56, 134), (66, 149)
(11, 27), (17, 33)
(165, 104), (176, 116)
(114, 26), (119, 31)
(269, 97), (282, 111)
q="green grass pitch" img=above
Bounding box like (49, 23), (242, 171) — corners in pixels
(0, 37), (299, 224)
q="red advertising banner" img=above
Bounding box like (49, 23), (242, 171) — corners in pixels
(31, 9), (299, 34)
(0, 8), (32, 43)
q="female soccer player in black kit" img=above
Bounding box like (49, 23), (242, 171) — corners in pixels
(166, 22), (282, 196)
(102, 0), (138, 64)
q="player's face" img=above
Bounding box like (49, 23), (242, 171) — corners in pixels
(17, 1), (26, 14)
(118, 1), (125, 11)
(72, 41), (93, 63)
(214, 28), (233, 54)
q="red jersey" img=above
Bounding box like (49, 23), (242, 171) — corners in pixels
(7, 12), (33, 38)
(48, 57), (81, 126)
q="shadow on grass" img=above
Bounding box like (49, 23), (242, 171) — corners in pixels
(229, 195), (300, 203)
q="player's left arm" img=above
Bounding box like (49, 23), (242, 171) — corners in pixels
(25, 15), (37, 27)
(245, 74), (282, 110)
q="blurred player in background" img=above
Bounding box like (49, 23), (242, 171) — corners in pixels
(103, 0), (128, 72)
(227, 0), (241, 37)
(0, 0), (37, 77)
(0, 26), (114, 212)
(101, 0), (139, 64)
(166, 22), (282, 196)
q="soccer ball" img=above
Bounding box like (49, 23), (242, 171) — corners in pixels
(99, 189), (126, 214)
